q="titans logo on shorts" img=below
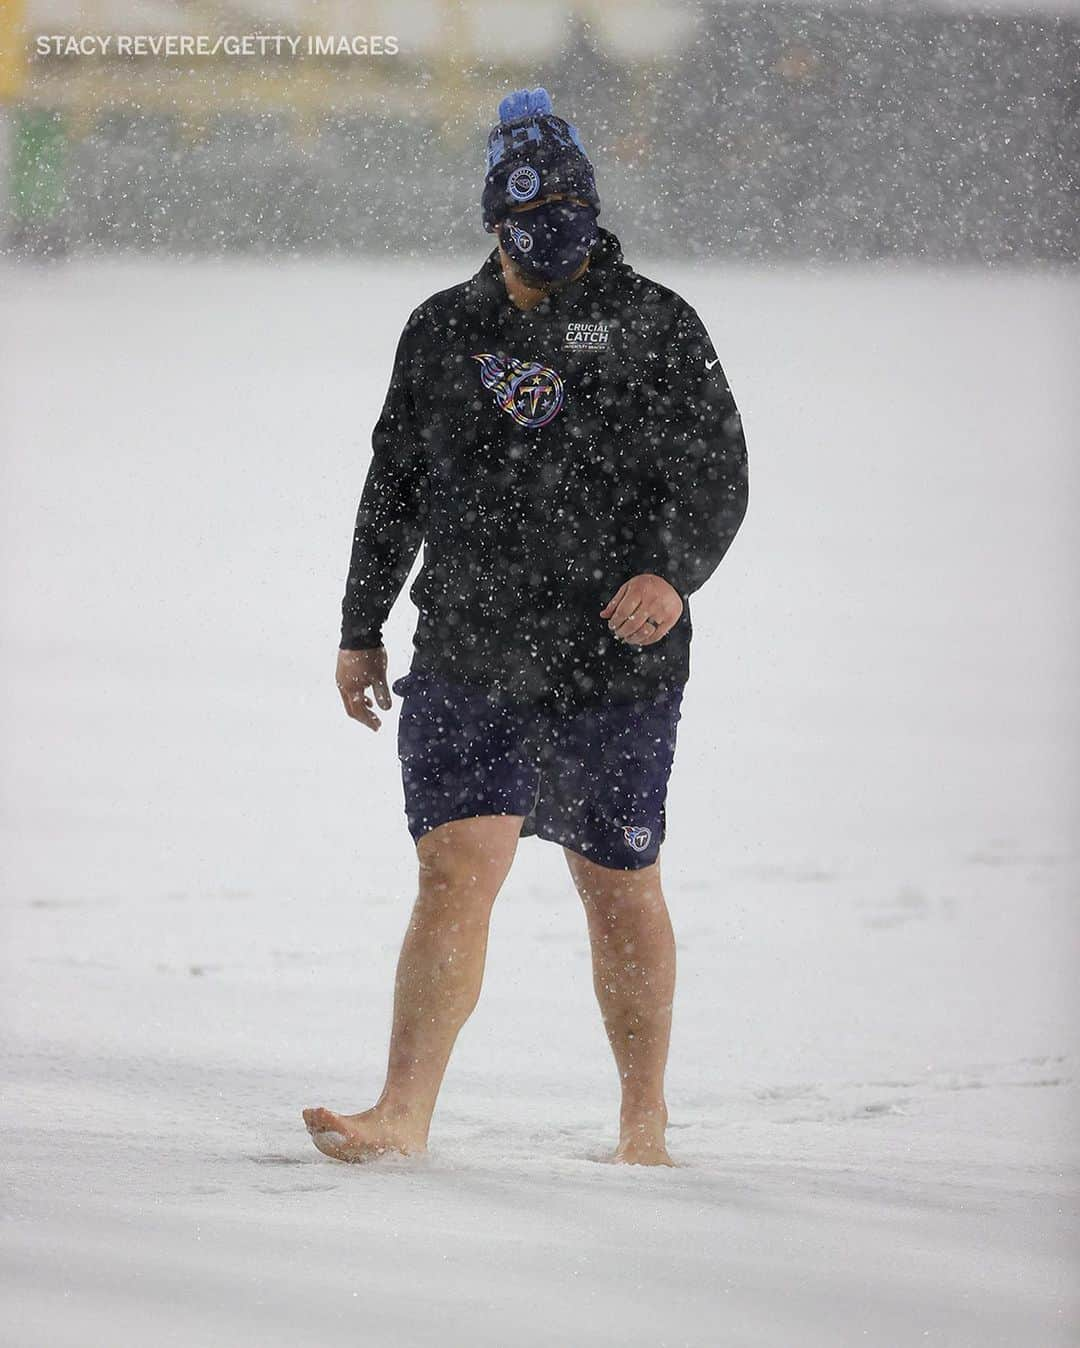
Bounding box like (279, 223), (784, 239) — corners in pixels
(472, 352), (565, 429)
(391, 669), (683, 870)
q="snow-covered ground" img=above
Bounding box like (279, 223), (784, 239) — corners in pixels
(1, 256), (1077, 1346)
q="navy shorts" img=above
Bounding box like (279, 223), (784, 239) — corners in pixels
(391, 668), (684, 870)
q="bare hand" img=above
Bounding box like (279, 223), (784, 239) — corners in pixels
(336, 646), (392, 730)
(600, 574), (684, 646)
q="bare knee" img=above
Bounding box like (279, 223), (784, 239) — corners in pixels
(415, 815), (522, 917)
(566, 849), (666, 923)
(416, 852), (495, 917)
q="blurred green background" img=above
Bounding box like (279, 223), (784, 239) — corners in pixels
(1, 0), (1077, 260)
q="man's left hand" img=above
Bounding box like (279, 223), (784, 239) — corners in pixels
(600, 574), (684, 646)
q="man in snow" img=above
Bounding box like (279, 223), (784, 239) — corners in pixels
(304, 89), (748, 1166)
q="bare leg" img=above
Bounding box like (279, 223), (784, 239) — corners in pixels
(303, 814), (524, 1161)
(565, 848), (676, 1166)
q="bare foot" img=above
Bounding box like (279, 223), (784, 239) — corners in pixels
(612, 1134), (676, 1167)
(301, 1105), (427, 1163)
(611, 1110), (675, 1166)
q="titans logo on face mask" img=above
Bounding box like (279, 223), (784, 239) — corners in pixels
(500, 199), (598, 283)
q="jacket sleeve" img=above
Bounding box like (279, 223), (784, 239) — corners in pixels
(339, 319), (429, 650)
(632, 300), (748, 600)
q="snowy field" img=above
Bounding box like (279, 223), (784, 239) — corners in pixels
(1, 255), (1078, 1346)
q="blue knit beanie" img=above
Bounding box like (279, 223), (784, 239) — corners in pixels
(482, 88), (600, 232)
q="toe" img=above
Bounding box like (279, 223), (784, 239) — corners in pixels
(305, 1106), (325, 1129)
(304, 1106), (344, 1134)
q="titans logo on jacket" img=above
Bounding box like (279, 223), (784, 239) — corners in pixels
(472, 353), (566, 429)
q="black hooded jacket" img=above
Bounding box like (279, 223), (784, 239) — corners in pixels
(340, 228), (748, 710)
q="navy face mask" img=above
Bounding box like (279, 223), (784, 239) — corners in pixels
(499, 199), (598, 284)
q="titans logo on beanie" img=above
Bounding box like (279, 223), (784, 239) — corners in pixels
(482, 87), (600, 232)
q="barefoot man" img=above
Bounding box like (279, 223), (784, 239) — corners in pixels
(304, 88), (748, 1166)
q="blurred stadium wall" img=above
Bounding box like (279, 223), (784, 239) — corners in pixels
(0, 0), (1077, 261)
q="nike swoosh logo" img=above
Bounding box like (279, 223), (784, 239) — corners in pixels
(705, 356), (721, 370)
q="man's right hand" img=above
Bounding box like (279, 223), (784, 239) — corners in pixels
(336, 646), (392, 731)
